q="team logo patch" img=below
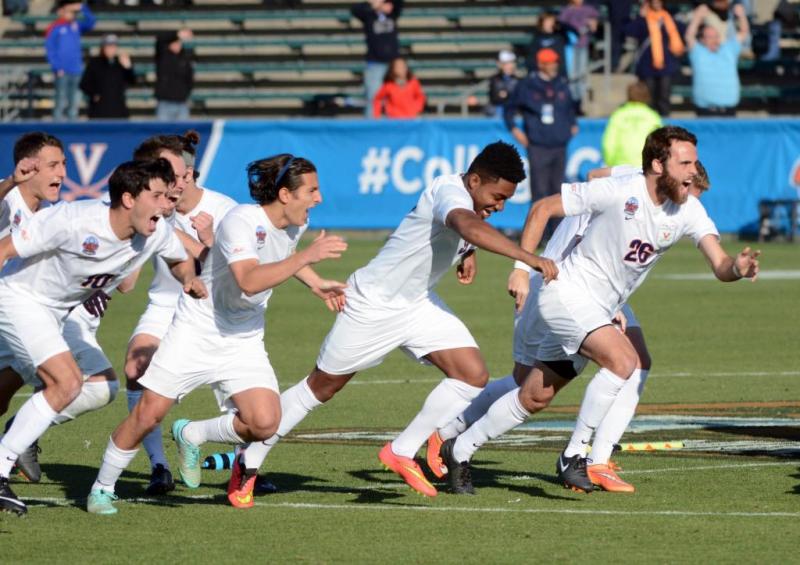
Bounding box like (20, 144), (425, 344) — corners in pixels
(657, 223), (678, 247)
(255, 225), (267, 248)
(81, 235), (100, 256)
(624, 197), (639, 219)
(12, 210), (21, 227)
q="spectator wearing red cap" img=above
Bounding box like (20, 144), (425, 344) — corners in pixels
(504, 48), (577, 239)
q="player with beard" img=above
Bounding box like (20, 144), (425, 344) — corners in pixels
(436, 126), (760, 495)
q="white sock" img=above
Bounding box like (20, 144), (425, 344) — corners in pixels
(0, 392), (58, 477)
(564, 368), (628, 459)
(53, 380), (119, 424)
(452, 388), (530, 463)
(391, 379), (482, 459)
(181, 413), (244, 446)
(128, 389), (168, 469)
(243, 376), (322, 470)
(439, 374), (518, 440)
(92, 437), (139, 493)
(591, 369), (648, 464)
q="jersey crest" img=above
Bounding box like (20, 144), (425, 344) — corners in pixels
(656, 223), (678, 248)
(12, 210), (22, 227)
(623, 197), (639, 220)
(255, 225), (267, 249)
(81, 235), (100, 256)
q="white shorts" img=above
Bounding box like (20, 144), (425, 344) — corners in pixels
(0, 288), (69, 382)
(130, 303), (176, 342)
(138, 318), (278, 410)
(63, 306), (112, 377)
(316, 287), (478, 375)
(536, 279), (615, 364)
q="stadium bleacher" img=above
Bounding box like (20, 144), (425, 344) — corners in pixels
(1, 0), (798, 118)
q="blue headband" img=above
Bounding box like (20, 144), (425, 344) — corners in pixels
(274, 156), (295, 190)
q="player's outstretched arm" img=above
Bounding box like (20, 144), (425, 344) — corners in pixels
(698, 234), (760, 282)
(116, 267), (142, 294)
(295, 265), (347, 312)
(229, 230), (348, 297)
(0, 234), (20, 268)
(519, 194), (565, 255)
(446, 209), (557, 282)
(168, 258), (208, 298)
(175, 228), (209, 262)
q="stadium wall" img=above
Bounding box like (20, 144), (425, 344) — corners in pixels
(1, 119), (798, 233)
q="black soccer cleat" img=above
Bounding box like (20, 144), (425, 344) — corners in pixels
(556, 451), (595, 493)
(4, 417), (41, 483)
(440, 438), (475, 495)
(0, 477), (27, 516)
(145, 464), (176, 495)
(254, 475), (278, 495)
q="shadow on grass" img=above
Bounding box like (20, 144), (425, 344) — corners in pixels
(790, 468), (800, 495)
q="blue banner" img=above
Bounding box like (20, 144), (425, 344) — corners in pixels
(0, 122), (213, 201)
(0, 118), (798, 233)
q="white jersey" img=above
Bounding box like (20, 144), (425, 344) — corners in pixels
(1, 199), (187, 315)
(175, 203), (306, 337)
(352, 173), (476, 304)
(0, 186), (34, 239)
(147, 187), (237, 308)
(558, 172), (718, 315)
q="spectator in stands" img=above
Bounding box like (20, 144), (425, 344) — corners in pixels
(558, 0), (599, 113)
(45, 0), (96, 121)
(625, 0), (684, 116)
(605, 0), (634, 71)
(154, 29), (194, 121)
(79, 34), (136, 119)
(351, 0), (404, 119)
(685, 2), (749, 116)
(485, 50), (519, 118)
(372, 57), (425, 118)
(762, 0), (798, 61)
(527, 11), (568, 77)
(601, 80), (662, 166)
(504, 48), (576, 239)
(3, 0), (28, 16)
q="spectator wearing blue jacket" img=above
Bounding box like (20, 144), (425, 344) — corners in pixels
(45, 1), (95, 121)
(504, 48), (577, 239)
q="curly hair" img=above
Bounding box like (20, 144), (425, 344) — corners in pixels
(467, 141), (526, 184)
(246, 154), (317, 205)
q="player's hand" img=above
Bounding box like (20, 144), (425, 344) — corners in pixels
(734, 247), (760, 281)
(184, 278), (208, 299)
(190, 212), (214, 247)
(456, 250), (476, 285)
(82, 290), (112, 318)
(12, 157), (39, 185)
(527, 255), (558, 283)
(507, 268), (530, 313)
(511, 128), (529, 148)
(612, 309), (627, 333)
(312, 279), (347, 312)
(303, 230), (348, 264)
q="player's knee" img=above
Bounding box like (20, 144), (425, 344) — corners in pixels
(518, 387), (553, 413)
(608, 353), (638, 379)
(58, 374), (83, 404)
(247, 413), (279, 441)
(123, 359), (144, 383)
(308, 374), (346, 403)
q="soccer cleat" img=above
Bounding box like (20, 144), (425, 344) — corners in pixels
(172, 419), (201, 489)
(555, 451), (595, 493)
(439, 438), (475, 495)
(254, 475), (278, 495)
(587, 464), (635, 493)
(145, 464), (175, 495)
(0, 477), (26, 516)
(426, 430), (447, 479)
(378, 442), (437, 497)
(86, 488), (119, 515)
(4, 417), (42, 483)
(227, 456), (257, 509)
(608, 443), (623, 472)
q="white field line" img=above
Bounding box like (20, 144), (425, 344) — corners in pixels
(21, 496), (800, 518)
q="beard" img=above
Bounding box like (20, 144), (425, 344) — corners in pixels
(655, 171), (688, 204)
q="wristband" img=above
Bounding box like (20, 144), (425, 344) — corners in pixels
(732, 262), (743, 279)
(513, 260), (532, 273)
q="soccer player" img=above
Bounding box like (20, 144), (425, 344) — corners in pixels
(0, 158), (205, 516)
(231, 141), (558, 502)
(121, 132), (236, 495)
(435, 127), (759, 495)
(86, 153), (348, 515)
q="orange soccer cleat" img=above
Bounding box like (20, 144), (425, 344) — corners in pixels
(587, 463), (635, 493)
(227, 455), (258, 509)
(378, 442), (437, 497)
(426, 431), (447, 479)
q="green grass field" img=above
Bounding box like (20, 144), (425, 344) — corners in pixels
(2, 236), (799, 563)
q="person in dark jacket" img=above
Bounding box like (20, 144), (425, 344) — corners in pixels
(45, 1), (96, 121)
(486, 50), (519, 118)
(154, 29), (194, 121)
(80, 34), (135, 119)
(526, 11), (568, 77)
(505, 48), (577, 239)
(351, 0), (404, 118)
